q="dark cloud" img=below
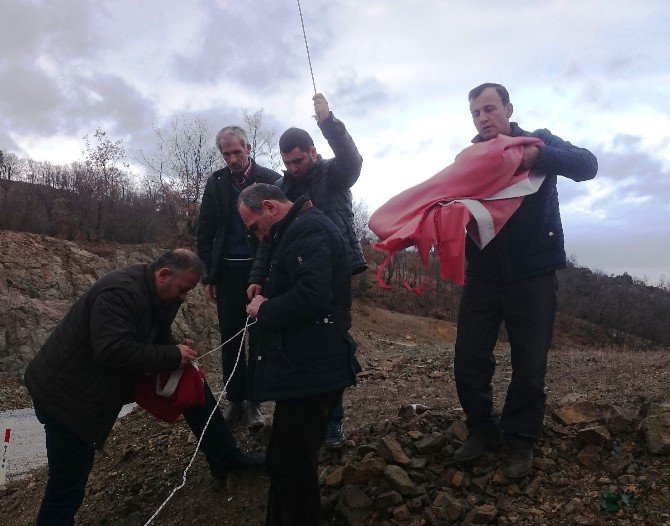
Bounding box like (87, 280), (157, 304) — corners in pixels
(171, 2), (337, 91)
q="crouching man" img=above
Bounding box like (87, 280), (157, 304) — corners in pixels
(239, 184), (360, 526)
(25, 249), (263, 526)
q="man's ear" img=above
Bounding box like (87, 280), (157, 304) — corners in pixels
(246, 143), (252, 155)
(156, 267), (172, 284)
(262, 199), (279, 215)
(505, 103), (513, 119)
(309, 146), (318, 162)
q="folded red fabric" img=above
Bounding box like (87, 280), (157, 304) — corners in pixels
(369, 135), (545, 287)
(133, 363), (206, 423)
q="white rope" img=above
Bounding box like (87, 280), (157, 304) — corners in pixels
(142, 316), (256, 526)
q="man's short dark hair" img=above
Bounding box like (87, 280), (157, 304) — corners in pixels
(154, 249), (206, 277)
(468, 83), (510, 106)
(279, 127), (314, 154)
(239, 183), (290, 213)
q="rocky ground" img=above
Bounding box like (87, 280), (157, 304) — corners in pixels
(2, 299), (670, 525)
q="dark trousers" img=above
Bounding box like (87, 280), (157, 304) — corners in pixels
(326, 392), (344, 424)
(215, 261), (257, 402)
(34, 381), (237, 525)
(34, 404), (95, 526)
(454, 272), (557, 446)
(265, 391), (341, 526)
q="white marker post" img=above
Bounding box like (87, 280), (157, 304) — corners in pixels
(0, 419), (12, 486)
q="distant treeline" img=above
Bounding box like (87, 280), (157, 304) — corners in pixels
(3, 133), (669, 347)
(358, 247), (670, 348)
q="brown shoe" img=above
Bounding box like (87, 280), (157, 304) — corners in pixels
(504, 447), (533, 479)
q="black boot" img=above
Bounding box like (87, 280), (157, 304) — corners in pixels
(453, 426), (502, 461)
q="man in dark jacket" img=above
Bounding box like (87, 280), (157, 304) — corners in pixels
(248, 93), (366, 448)
(240, 184), (360, 526)
(25, 249), (263, 526)
(453, 83), (598, 478)
(197, 126), (281, 429)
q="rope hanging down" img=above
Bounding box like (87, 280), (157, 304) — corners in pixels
(142, 317), (256, 526)
(296, 0), (317, 94)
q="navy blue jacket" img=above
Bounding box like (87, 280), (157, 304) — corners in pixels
(253, 198), (360, 401)
(464, 123), (597, 282)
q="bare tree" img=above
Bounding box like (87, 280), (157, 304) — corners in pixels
(243, 108), (281, 171)
(140, 117), (222, 235)
(82, 129), (130, 240)
(0, 151), (25, 229)
(352, 197), (374, 245)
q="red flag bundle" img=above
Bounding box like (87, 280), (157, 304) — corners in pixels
(368, 135), (545, 287)
(133, 363), (206, 423)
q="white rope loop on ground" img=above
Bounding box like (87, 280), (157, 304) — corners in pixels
(142, 316), (256, 526)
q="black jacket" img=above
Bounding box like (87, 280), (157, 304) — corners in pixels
(24, 264), (182, 445)
(465, 123), (598, 282)
(254, 198), (360, 401)
(197, 160), (281, 284)
(249, 114), (367, 285)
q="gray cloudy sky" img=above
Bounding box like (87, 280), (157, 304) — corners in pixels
(2, 0), (669, 283)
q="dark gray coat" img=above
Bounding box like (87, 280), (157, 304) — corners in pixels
(197, 161), (281, 284)
(250, 114), (367, 285)
(24, 264), (182, 445)
(254, 199), (360, 402)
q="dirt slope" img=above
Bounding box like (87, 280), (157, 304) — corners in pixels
(2, 299), (669, 525)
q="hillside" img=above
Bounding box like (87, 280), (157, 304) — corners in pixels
(1, 232), (669, 525)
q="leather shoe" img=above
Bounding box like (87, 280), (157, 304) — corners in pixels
(210, 449), (266, 482)
(324, 422), (347, 449)
(504, 447), (533, 479)
(244, 401), (267, 430)
(221, 401), (244, 424)
(453, 427), (502, 462)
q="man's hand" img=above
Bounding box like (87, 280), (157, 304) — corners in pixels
(519, 145), (540, 171)
(246, 284), (263, 301)
(246, 295), (268, 318)
(313, 93), (330, 123)
(177, 343), (197, 367)
(204, 283), (216, 301)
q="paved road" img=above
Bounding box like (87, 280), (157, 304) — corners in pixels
(1, 404), (135, 482)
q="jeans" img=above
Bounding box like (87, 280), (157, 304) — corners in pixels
(454, 272), (557, 445)
(265, 391), (341, 526)
(215, 261), (257, 403)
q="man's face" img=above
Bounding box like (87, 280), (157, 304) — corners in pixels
(281, 146), (317, 179)
(469, 87), (513, 140)
(239, 202), (278, 242)
(219, 134), (251, 175)
(155, 268), (200, 304)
